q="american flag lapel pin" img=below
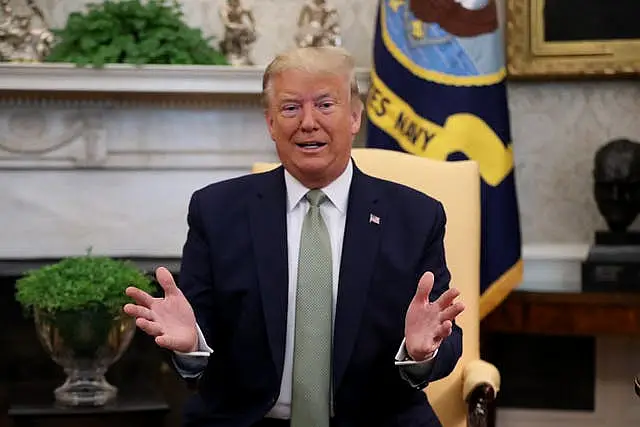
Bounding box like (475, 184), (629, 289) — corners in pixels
(369, 213), (380, 225)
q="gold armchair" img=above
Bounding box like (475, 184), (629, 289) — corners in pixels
(252, 147), (501, 427)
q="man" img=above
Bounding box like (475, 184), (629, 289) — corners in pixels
(124, 46), (464, 427)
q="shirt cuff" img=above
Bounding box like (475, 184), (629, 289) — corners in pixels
(394, 337), (438, 366)
(174, 322), (214, 357)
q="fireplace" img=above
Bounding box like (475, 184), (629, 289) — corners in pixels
(0, 64), (370, 427)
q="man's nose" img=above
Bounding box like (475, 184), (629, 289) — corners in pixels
(300, 104), (319, 132)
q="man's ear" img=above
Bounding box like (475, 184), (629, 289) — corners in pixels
(264, 109), (276, 141)
(350, 98), (364, 136)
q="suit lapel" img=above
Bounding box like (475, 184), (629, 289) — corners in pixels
(249, 166), (289, 380)
(333, 166), (384, 391)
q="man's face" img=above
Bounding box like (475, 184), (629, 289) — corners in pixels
(265, 68), (362, 188)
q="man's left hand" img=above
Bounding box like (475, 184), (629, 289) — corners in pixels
(404, 271), (465, 361)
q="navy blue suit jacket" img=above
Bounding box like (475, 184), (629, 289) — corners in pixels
(177, 162), (463, 427)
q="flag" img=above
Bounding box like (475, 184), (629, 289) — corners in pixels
(365, 0), (523, 318)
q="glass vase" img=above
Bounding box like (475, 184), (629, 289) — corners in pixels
(33, 306), (136, 406)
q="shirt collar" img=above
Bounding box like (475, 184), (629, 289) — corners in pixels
(284, 159), (353, 214)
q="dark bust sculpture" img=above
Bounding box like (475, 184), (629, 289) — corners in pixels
(582, 139), (640, 293)
(593, 138), (640, 232)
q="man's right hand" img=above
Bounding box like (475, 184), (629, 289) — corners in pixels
(124, 266), (199, 353)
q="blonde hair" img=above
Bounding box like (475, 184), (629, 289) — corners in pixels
(262, 46), (360, 108)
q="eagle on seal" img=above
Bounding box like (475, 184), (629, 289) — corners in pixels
(409, 0), (498, 37)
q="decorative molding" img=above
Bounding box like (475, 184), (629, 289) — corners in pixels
(96, 150), (279, 170)
(0, 63), (266, 93)
(520, 243), (588, 293)
(0, 102), (281, 170)
(0, 63), (372, 105)
(0, 95), (273, 110)
(0, 137), (278, 171)
(0, 110), (108, 168)
(506, 0), (640, 79)
(0, 150), (280, 170)
(522, 243), (589, 260)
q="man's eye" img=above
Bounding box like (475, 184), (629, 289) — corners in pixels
(282, 105), (298, 112)
(319, 102), (335, 109)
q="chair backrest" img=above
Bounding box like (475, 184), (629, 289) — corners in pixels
(252, 147), (481, 427)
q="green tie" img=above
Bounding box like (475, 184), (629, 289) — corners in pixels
(291, 189), (333, 427)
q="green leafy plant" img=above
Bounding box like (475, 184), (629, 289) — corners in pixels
(15, 253), (155, 316)
(44, 0), (228, 67)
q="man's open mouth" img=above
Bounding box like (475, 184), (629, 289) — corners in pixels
(295, 142), (327, 149)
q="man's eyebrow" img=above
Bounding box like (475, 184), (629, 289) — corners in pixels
(275, 92), (337, 104)
(315, 92), (336, 100)
(276, 94), (301, 103)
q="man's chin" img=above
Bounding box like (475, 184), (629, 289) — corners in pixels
(297, 164), (331, 179)
(288, 158), (336, 186)
(292, 153), (329, 167)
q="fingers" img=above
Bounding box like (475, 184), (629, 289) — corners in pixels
(125, 267), (177, 304)
(125, 286), (155, 307)
(123, 303), (155, 321)
(134, 324), (188, 353)
(439, 301), (465, 322)
(435, 320), (453, 339)
(415, 271), (434, 301)
(434, 287), (461, 309)
(135, 318), (163, 336)
(156, 266), (179, 296)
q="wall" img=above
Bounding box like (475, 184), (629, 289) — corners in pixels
(3, 0), (640, 425)
(7, 0), (640, 249)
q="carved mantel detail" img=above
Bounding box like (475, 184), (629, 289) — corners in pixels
(0, 109), (107, 168)
(0, 105), (280, 170)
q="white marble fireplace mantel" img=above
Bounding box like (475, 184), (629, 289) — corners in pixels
(0, 63), (372, 96)
(0, 64), (369, 259)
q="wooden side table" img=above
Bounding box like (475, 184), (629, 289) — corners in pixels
(480, 290), (640, 411)
(481, 290), (640, 336)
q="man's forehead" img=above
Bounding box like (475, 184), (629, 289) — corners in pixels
(271, 71), (349, 96)
(276, 87), (338, 99)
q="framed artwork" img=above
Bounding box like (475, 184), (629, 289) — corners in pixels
(506, 0), (640, 79)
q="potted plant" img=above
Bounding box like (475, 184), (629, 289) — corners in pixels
(44, 0), (228, 67)
(15, 252), (155, 406)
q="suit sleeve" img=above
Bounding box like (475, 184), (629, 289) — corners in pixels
(171, 190), (216, 379)
(398, 200), (463, 389)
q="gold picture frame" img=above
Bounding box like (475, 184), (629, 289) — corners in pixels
(506, 0), (640, 79)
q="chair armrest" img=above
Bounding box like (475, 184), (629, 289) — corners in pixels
(463, 360), (501, 427)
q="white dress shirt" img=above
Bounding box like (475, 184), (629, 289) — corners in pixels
(174, 160), (435, 419)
